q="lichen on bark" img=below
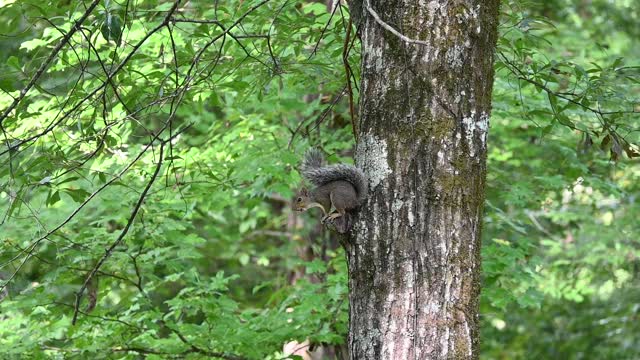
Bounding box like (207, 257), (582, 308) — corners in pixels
(347, 0), (500, 359)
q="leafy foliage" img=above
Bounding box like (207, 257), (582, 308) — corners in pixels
(0, 0), (638, 359)
(482, 1), (640, 358)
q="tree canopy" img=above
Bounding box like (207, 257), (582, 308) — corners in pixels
(0, 0), (638, 359)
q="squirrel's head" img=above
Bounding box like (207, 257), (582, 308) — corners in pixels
(292, 188), (311, 212)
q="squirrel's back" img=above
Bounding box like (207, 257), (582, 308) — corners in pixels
(301, 149), (368, 203)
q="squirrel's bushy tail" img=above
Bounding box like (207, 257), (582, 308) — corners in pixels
(301, 148), (326, 171)
(301, 149), (368, 203)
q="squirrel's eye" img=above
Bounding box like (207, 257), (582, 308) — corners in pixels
(297, 197), (302, 202)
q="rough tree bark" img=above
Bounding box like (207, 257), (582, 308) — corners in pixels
(345, 1), (500, 359)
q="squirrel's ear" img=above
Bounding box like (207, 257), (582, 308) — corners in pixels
(300, 187), (309, 196)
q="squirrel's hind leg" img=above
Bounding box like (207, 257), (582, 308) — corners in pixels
(321, 193), (344, 224)
(324, 211), (344, 221)
(321, 212), (341, 224)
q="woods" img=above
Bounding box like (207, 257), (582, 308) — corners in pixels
(1, 0), (639, 359)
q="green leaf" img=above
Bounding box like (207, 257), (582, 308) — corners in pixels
(6, 56), (20, 71)
(62, 188), (92, 203)
(101, 13), (123, 44)
(238, 253), (250, 266)
(55, 176), (79, 186)
(46, 190), (61, 206)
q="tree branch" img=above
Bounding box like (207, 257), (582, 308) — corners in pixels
(498, 51), (638, 117)
(72, 140), (166, 325)
(364, 0), (430, 46)
(171, 325), (248, 360)
(0, 0), (102, 126)
(0, 0), (183, 158)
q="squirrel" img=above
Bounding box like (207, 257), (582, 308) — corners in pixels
(293, 149), (368, 225)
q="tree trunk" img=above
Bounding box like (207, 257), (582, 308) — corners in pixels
(346, 1), (500, 359)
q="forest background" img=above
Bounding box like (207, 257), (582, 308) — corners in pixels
(0, 0), (639, 359)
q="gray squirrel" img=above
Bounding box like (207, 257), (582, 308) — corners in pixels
(293, 149), (368, 225)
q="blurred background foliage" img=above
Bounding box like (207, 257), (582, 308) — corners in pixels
(0, 0), (638, 359)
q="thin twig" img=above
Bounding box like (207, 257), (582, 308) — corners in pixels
(77, 27), (136, 117)
(0, 121), (174, 292)
(176, 0), (273, 87)
(0, 0), (102, 126)
(0, 0), (183, 158)
(171, 18), (273, 71)
(498, 51), (638, 117)
(308, 1), (340, 60)
(72, 140), (166, 325)
(364, 0), (430, 46)
(341, 14), (357, 141)
(287, 85), (347, 149)
(170, 325), (248, 360)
